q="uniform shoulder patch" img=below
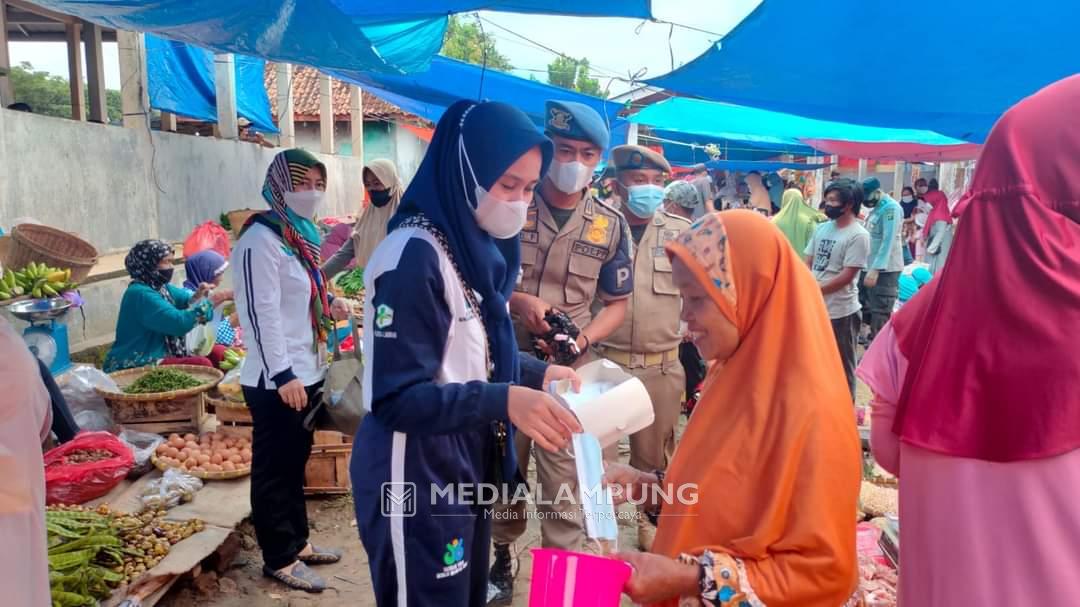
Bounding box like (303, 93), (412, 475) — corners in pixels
(592, 196), (623, 216)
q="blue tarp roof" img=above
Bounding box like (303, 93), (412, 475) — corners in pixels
(646, 0), (1080, 142)
(29, 1), (649, 75)
(332, 55), (623, 130)
(146, 35), (278, 133)
(703, 159), (831, 172)
(631, 97), (970, 147)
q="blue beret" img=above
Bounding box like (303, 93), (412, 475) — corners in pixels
(545, 100), (609, 150)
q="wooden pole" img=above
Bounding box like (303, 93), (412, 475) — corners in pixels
(160, 111), (177, 132)
(65, 22), (85, 120)
(319, 73), (334, 154)
(0, 0), (11, 107)
(82, 21), (108, 123)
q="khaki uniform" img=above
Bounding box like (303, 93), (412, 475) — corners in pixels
(600, 211), (690, 476)
(514, 191), (634, 350)
(494, 190), (633, 551)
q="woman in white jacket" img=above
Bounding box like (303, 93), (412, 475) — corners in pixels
(233, 148), (350, 593)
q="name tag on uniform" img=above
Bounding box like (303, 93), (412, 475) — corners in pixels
(653, 246), (666, 257)
(572, 240), (607, 260)
(521, 231), (539, 244)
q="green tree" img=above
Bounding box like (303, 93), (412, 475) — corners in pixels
(8, 62), (122, 122)
(547, 56), (604, 97)
(440, 15), (513, 71)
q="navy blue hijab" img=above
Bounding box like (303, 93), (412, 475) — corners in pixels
(390, 100), (553, 384)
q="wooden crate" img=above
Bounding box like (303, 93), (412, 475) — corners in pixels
(313, 430), (351, 445)
(215, 403), (253, 439)
(110, 394), (207, 435)
(304, 443), (352, 495)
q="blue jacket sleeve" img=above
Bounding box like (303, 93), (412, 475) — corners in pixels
(518, 352), (548, 391)
(168, 284), (193, 309)
(870, 203), (902, 270)
(368, 238), (509, 434)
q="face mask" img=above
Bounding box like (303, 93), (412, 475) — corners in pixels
(157, 267), (174, 285)
(902, 196), (914, 203)
(474, 191), (529, 239)
(369, 188), (393, 208)
(864, 195), (879, 208)
(916, 186), (928, 195)
(283, 189), (324, 220)
(824, 204), (847, 220)
(572, 432), (619, 545)
(548, 160), (593, 194)
(459, 133), (528, 239)
(624, 184), (665, 218)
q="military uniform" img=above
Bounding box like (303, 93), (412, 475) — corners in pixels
(600, 144), (687, 551)
(492, 100), (633, 556)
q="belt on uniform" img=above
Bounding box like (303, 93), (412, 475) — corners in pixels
(600, 347), (679, 369)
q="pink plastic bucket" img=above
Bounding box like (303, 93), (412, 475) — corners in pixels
(528, 548), (632, 607)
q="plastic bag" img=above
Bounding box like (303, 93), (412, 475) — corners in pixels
(183, 220), (231, 259)
(44, 431), (135, 504)
(60, 365), (119, 430)
(218, 365), (245, 402)
(139, 468), (204, 510)
(119, 429), (165, 479)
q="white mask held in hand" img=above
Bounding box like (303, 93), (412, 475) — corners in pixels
(548, 160), (593, 194)
(283, 190), (325, 220)
(460, 134), (529, 239)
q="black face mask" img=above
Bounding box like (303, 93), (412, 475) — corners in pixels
(824, 205), (847, 220)
(369, 188), (393, 208)
(157, 267), (175, 284)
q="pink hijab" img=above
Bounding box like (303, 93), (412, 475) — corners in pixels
(892, 74), (1080, 462)
(920, 187), (952, 238)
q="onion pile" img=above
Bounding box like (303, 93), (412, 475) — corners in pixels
(154, 432), (252, 474)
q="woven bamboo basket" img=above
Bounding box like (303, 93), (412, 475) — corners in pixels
(7, 224), (99, 282)
(226, 209), (259, 239)
(97, 365), (223, 435)
(151, 453), (251, 480)
(206, 392), (253, 438)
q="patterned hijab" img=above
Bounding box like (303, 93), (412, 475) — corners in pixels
(125, 239), (187, 357)
(245, 148), (332, 347)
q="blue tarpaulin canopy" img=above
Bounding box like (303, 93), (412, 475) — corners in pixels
(632, 98), (981, 162)
(332, 56), (623, 130)
(28, 1), (651, 76)
(646, 0), (1079, 142)
(702, 159), (831, 172)
(146, 35), (278, 133)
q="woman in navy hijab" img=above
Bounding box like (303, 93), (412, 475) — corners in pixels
(352, 100), (583, 607)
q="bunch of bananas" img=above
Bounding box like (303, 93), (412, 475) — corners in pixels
(0, 262), (78, 301)
(218, 348), (244, 371)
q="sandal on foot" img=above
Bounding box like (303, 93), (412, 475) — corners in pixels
(263, 562), (326, 593)
(298, 545), (343, 565)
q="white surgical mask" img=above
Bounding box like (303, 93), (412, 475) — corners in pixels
(548, 160), (593, 194)
(901, 195), (914, 203)
(572, 432), (619, 545)
(283, 190), (324, 220)
(460, 133), (528, 239)
(474, 191), (528, 239)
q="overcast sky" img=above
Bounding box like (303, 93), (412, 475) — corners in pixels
(8, 0), (760, 96)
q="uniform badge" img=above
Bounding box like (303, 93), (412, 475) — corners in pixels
(593, 215), (610, 230)
(548, 108), (573, 132)
(375, 304), (394, 329)
(524, 206), (538, 231)
(587, 226), (607, 244)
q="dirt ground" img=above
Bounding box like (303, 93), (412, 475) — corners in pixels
(160, 381), (875, 607)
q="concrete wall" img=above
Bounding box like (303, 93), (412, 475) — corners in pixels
(0, 107), (364, 253)
(293, 120), (426, 186)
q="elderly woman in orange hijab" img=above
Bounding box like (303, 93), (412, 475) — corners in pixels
(605, 210), (862, 606)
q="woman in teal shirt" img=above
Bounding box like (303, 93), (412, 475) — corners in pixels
(103, 240), (215, 372)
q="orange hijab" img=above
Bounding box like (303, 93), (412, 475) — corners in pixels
(654, 210), (861, 607)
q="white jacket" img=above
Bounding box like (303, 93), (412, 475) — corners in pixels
(232, 222), (325, 389)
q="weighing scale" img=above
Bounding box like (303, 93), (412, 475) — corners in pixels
(9, 297), (73, 375)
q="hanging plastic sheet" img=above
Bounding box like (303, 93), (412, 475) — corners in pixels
(702, 159), (832, 172)
(30, 0), (447, 74)
(646, 0), (1079, 142)
(331, 56), (623, 131)
(30, 1), (651, 76)
(146, 35), (278, 133)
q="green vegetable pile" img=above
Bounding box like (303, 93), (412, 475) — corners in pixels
(123, 368), (203, 394)
(218, 348), (244, 371)
(335, 267), (365, 297)
(48, 504), (205, 606)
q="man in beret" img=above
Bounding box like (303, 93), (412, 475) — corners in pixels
(860, 176), (905, 343)
(600, 144), (689, 551)
(490, 100), (634, 604)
